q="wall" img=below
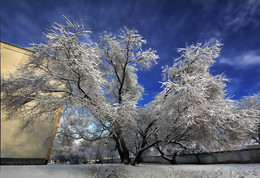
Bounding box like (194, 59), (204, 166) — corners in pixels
(140, 148), (260, 164)
(1, 41), (61, 164)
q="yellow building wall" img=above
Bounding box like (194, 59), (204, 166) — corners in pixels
(1, 41), (60, 159)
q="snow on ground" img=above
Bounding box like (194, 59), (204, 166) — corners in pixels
(1, 163), (260, 178)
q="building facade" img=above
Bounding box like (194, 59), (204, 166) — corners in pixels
(1, 41), (62, 165)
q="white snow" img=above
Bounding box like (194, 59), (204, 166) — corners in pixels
(1, 164), (260, 178)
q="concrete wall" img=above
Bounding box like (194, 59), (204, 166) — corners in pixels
(140, 156), (171, 164)
(140, 148), (260, 164)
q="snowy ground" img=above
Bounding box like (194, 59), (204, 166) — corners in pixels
(1, 164), (259, 178)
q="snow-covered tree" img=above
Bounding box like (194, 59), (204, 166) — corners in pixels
(1, 19), (159, 165)
(135, 42), (259, 164)
(50, 112), (119, 164)
(1, 19), (103, 129)
(238, 94), (260, 144)
(50, 125), (75, 163)
(97, 27), (158, 164)
(2, 18), (258, 166)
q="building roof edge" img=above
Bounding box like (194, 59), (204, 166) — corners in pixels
(0, 41), (34, 52)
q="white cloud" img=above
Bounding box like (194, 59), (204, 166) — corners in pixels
(199, 1), (260, 41)
(219, 51), (260, 68)
(207, 31), (223, 45)
(222, 0), (260, 33)
(253, 81), (260, 95)
(208, 37), (218, 45)
(225, 78), (241, 97)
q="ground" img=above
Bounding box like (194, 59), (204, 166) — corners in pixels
(1, 164), (259, 178)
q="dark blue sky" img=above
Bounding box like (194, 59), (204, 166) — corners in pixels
(1, 0), (260, 106)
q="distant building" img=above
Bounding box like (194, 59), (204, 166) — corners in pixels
(0, 41), (62, 165)
(87, 158), (100, 163)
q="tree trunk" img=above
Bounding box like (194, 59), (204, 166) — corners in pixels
(157, 147), (178, 164)
(131, 140), (161, 166)
(172, 152), (178, 164)
(113, 130), (130, 164)
(121, 149), (130, 164)
(130, 150), (143, 166)
(195, 154), (201, 164)
(118, 131), (130, 164)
